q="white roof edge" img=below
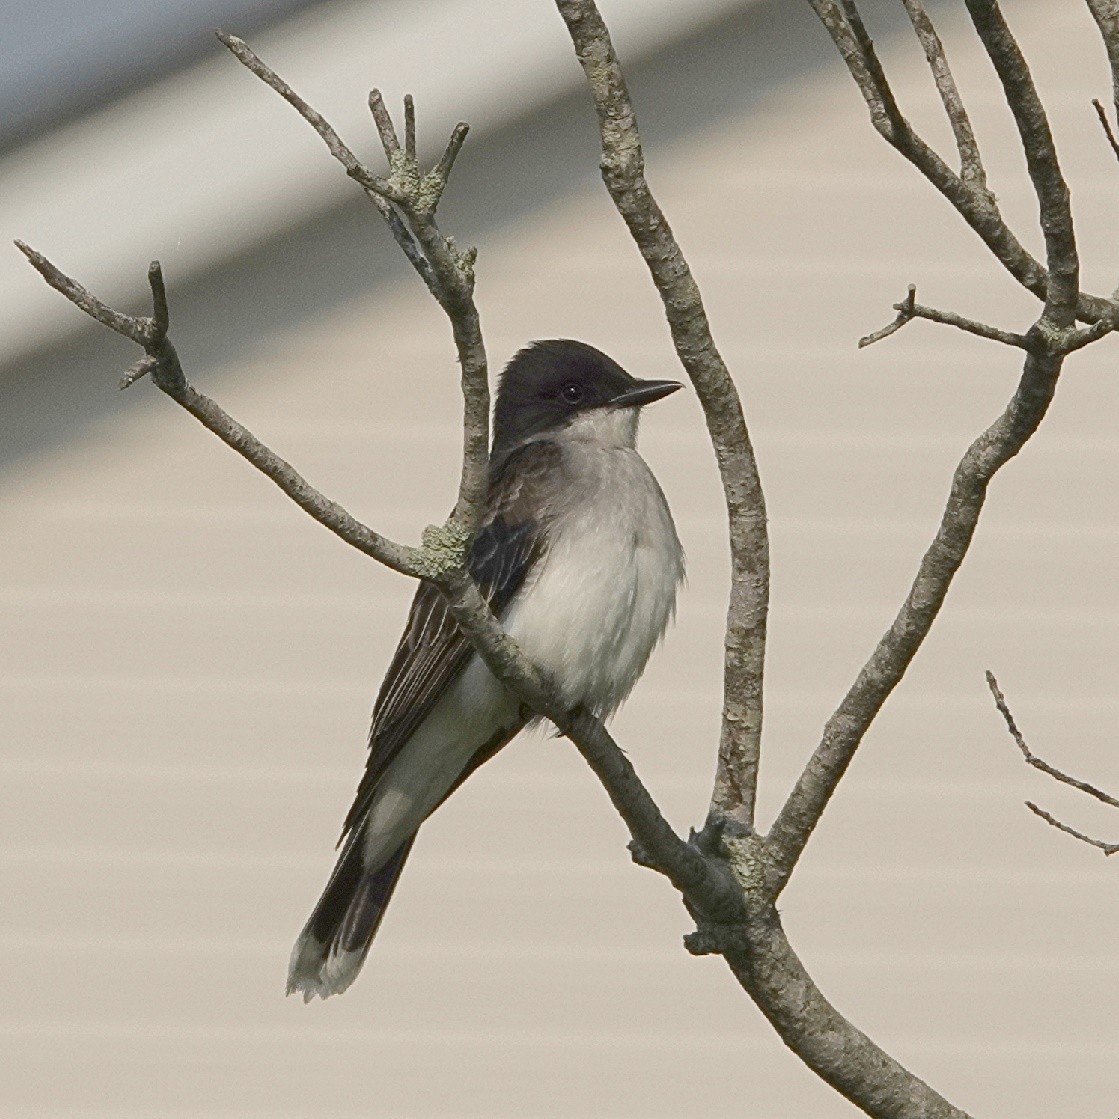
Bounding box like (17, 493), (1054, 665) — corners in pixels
(1, 0), (753, 365)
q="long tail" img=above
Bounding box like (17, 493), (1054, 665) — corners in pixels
(286, 827), (416, 1002)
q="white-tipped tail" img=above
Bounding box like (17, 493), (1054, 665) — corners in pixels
(286, 832), (415, 1001)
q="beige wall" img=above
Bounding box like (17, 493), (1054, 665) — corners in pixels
(2, 2), (1117, 1115)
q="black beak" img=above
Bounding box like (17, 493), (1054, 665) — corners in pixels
(609, 378), (683, 408)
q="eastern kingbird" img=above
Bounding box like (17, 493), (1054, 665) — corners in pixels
(288, 339), (685, 1000)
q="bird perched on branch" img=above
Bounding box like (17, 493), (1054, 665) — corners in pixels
(288, 339), (685, 1000)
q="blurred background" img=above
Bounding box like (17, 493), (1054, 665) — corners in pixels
(2, 0), (1118, 1115)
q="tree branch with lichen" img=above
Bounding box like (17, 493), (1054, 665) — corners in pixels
(16, 44), (721, 928)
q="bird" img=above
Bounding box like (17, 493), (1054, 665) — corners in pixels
(287, 338), (685, 1000)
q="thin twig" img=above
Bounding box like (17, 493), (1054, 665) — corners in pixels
(986, 672), (1119, 809)
(403, 93), (417, 163)
(859, 285), (1030, 350)
(901, 0), (986, 185)
(1085, 0), (1119, 125)
(367, 88), (401, 156)
(556, 0), (769, 835)
(217, 33), (399, 201)
(1092, 97), (1119, 161)
(1026, 803), (1119, 856)
(217, 33), (437, 296)
(16, 241), (149, 344)
(859, 285), (917, 347)
(431, 124), (470, 203)
(1060, 309), (1119, 353)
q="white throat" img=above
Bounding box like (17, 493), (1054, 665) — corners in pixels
(556, 405), (640, 449)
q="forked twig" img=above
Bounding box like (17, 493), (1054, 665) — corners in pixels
(987, 672), (1118, 856)
(217, 30), (487, 538)
(859, 284), (1030, 350)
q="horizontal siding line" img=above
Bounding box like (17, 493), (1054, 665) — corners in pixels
(0, 760), (1057, 798)
(0, 1021), (1113, 1057)
(0, 936), (1115, 974)
(13, 424), (1119, 463)
(8, 593), (1119, 630)
(5, 676), (1119, 714)
(0, 848), (1109, 884)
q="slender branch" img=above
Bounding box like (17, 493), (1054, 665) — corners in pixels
(1062, 309), (1119, 353)
(858, 284), (1030, 350)
(17, 243), (423, 577)
(217, 31), (488, 542)
(1091, 98), (1119, 161)
(901, 0), (986, 185)
(837, 0), (907, 135)
(767, 348), (1065, 895)
(555, 0), (770, 835)
(1085, 0), (1119, 124)
(804, 0), (1114, 325)
(986, 672), (1119, 809)
(859, 284), (918, 348)
(963, 0), (1079, 327)
(1026, 803), (1119, 856)
(403, 93), (417, 163)
(216, 32), (434, 287)
(719, 915), (976, 1119)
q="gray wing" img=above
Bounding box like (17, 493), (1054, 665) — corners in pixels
(338, 441), (559, 840)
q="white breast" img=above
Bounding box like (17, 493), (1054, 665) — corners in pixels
(502, 436), (684, 718)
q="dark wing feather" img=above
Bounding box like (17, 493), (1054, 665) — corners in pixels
(338, 441), (560, 840)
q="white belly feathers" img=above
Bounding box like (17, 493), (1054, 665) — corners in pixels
(501, 439), (684, 718)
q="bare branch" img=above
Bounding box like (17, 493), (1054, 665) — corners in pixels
(986, 672), (1119, 809)
(1062, 309), (1119, 352)
(805, 1), (1114, 325)
(767, 348), (1066, 894)
(16, 240), (152, 345)
(18, 246), (423, 576)
(367, 88), (402, 158)
(403, 93), (417, 163)
(1085, 0), (1119, 123)
(218, 31), (397, 202)
(858, 284), (917, 348)
(837, 0), (907, 136)
(555, 0), (770, 835)
(901, 0), (986, 185)
(963, 0), (1079, 327)
(431, 123), (470, 204)
(218, 31), (488, 540)
(1091, 98), (1119, 161)
(719, 913), (976, 1119)
(217, 33), (436, 292)
(1026, 803), (1119, 856)
(858, 284), (1030, 350)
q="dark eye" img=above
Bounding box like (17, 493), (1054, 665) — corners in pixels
(560, 382), (584, 404)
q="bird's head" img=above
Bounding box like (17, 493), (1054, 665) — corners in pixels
(492, 339), (681, 461)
